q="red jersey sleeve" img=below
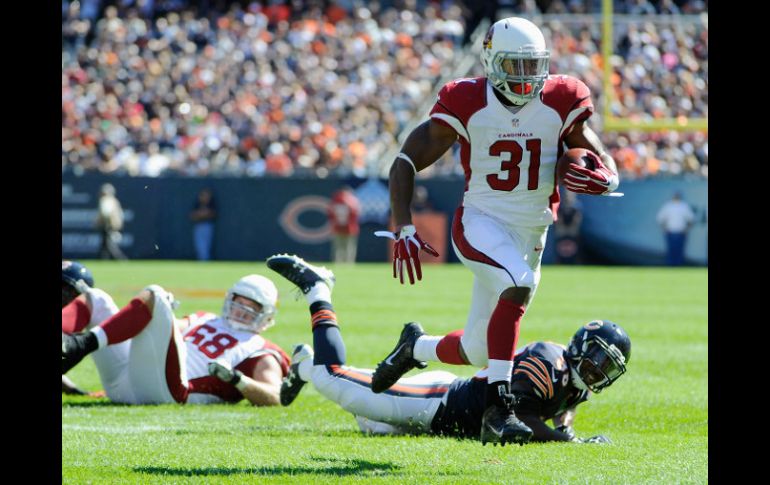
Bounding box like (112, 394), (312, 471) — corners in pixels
(429, 77), (488, 142)
(540, 75), (594, 140)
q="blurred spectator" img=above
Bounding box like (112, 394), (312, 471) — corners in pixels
(553, 190), (583, 264)
(518, 0), (542, 16)
(411, 185), (434, 213)
(625, 0), (657, 15)
(95, 183), (127, 260)
(327, 186), (361, 263)
(460, 0), (499, 45)
(656, 191), (694, 266)
(656, 0), (682, 14)
(189, 187), (217, 261)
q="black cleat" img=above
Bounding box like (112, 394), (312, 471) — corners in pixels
(280, 343), (314, 406)
(62, 331), (97, 374)
(480, 403), (533, 446)
(266, 254), (335, 294)
(371, 322), (428, 393)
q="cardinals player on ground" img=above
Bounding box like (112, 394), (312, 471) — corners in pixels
(374, 17), (620, 446)
(61, 274), (289, 406)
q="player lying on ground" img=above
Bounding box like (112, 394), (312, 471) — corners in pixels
(61, 271), (290, 405)
(266, 254), (631, 445)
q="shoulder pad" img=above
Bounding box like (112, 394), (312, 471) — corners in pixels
(541, 75), (593, 124)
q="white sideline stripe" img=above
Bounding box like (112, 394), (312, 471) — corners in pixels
(63, 410), (254, 434)
(63, 422), (311, 434)
(62, 424), (178, 433)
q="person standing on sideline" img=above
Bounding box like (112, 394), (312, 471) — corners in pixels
(190, 188), (217, 261)
(327, 186), (361, 263)
(95, 183), (127, 260)
(656, 191), (694, 266)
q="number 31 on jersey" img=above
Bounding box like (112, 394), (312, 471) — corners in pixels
(486, 139), (542, 191)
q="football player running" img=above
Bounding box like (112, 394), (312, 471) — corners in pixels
(374, 17), (621, 445)
(266, 254), (630, 445)
(61, 272), (290, 405)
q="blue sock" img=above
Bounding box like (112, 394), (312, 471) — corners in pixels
(309, 301), (346, 366)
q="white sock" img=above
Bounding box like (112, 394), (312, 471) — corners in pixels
(298, 358), (314, 382)
(306, 282), (331, 306)
(413, 335), (442, 362)
(90, 326), (108, 350)
(487, 359), (514, 385)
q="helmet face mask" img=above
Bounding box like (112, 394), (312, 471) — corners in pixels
(573, 341), (625, 391)
(481, 17), (550, 106)
(567, 320), (631, 393)
(223, 297), (271, 333)
(489, 51), (549, 104)
(221, 275), (278, 334)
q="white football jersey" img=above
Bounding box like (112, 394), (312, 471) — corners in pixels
(182, 312), (289, 404)
(85, 287), (119, 325)
(430, 75), (594, 228)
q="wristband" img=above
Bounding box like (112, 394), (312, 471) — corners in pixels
(234, 378), (248, 391)
(230, 369), (244, 387)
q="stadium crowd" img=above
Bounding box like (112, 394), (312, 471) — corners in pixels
(62, 0), (707, 180)
(63, 0), (467, 178)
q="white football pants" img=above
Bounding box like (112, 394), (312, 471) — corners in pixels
(451, 205), (548, 367)
(86, 285), (187, 404)
(307, 362), (458, 434)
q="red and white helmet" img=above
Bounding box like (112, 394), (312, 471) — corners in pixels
(480, 17), (550, 106)
(222, 275), (278, 334)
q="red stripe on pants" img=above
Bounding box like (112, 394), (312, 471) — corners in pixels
(165, 331), (189, 403)
(451, 206), (504, 269)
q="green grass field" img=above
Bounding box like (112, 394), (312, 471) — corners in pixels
(62, 261), (707, 484)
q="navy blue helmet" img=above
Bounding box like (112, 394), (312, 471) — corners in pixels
(62, 260), (94, 293)
(566, 320), (631, 393)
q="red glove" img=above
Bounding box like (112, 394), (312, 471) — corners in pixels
(375, 225), (439, 284)
(563, 155), (619, 195)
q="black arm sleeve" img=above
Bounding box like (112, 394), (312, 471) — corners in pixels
(511, 379), (544, 416)
(518, 414), (574, 442)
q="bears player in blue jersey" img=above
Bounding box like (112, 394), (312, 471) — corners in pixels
(266, 254), (631, 445)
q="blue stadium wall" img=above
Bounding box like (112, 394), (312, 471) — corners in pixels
(62, 174), (707, 265)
